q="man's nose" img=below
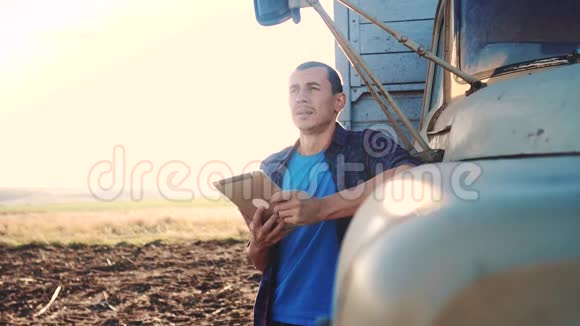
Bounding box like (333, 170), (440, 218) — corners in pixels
(296, 88), (309, 103)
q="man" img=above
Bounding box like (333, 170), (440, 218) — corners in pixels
(244, 61), (421, 326)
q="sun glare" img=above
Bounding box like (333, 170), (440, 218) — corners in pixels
(0, 0), (335, 189)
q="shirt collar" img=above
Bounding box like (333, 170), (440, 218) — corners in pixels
(283, 121), (347, 165)
(331, 121), (347, 147)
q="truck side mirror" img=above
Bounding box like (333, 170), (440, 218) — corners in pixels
(254, 0), (301, 26)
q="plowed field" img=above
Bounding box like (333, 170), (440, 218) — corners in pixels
(0, 240), (259, 325)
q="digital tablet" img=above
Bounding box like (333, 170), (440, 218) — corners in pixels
(213, 170), (281, 223)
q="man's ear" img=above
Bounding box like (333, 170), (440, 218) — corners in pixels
(334, 92), (346, 114)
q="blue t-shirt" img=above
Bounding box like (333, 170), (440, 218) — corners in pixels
(271, 150), (340, 326)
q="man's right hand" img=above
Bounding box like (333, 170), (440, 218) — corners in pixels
(249, 207), (292, 252)
(246, 207), (293, 272)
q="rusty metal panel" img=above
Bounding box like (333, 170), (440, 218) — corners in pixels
(350, 92), (423, 145)
(355, 0), (438, 23)
(349, 52), (429, 85)
(352, 92), (424, 122)
(335, 0), (437, 131)
(359, 20), (434, 54)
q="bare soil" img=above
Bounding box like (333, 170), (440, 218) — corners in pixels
(0, 240), (259, 325)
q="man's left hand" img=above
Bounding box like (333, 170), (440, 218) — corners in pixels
(270, 190), (323, 226)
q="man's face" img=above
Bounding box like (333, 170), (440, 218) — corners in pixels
(288, 67), (344, 133)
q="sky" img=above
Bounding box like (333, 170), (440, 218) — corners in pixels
(0, 0), (336, 194)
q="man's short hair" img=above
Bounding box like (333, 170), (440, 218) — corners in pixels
(295, 61), (343, 94)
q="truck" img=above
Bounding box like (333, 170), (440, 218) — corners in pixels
(253, 0), (580, 325)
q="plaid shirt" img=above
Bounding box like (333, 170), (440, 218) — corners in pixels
(254, 122), (421, 326)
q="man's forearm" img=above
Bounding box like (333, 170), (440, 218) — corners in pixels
(319, 164), (414, 220)
(246, 241), (270, 273)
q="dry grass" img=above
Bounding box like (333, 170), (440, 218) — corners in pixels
(0, 200), (249, 246)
